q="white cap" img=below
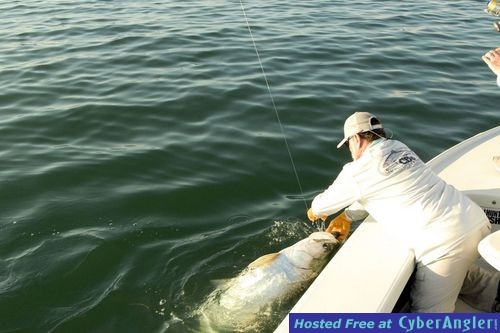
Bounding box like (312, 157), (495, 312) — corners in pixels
(336, 112), (383, 148)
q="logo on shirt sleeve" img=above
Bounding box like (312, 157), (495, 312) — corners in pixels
(380, 149), (422, 175)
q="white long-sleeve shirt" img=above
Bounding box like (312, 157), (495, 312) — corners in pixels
(311, 139), (490, 264)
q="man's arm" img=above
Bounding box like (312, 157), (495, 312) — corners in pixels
(310, 167), (361, 218)
(482, 47), (500, 87)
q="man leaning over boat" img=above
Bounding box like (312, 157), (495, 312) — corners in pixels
(307, 112), (500, 312)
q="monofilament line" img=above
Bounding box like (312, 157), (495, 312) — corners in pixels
(239, 0), (308, 211)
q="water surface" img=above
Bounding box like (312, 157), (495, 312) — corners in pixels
(0, 1), (499, 332)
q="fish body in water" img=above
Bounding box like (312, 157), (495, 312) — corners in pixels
(198, 231), (339, 332)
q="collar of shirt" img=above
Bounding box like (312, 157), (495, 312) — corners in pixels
(369, 138), (385, 148)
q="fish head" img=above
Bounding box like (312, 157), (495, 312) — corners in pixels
(305, 231), (340, 257)
(283, 231), (339, 270)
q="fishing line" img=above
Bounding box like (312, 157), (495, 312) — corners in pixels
(239, 0), (309, 213)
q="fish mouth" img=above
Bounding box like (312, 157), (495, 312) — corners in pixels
(330, 231), (341, 239)
(322, 243), (336, 252)
(310, 231), (341, 244)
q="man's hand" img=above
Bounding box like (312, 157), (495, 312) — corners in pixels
(307, 208), (327, 222)
(482, 47), (500, 76)
(326, 212), (352, 241)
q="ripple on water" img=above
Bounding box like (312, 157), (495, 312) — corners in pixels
(0, 1), (499, 332)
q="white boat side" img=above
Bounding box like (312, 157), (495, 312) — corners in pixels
(274, 126), (500, 332)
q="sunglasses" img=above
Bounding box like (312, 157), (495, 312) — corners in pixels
(343, 135), (354, 149)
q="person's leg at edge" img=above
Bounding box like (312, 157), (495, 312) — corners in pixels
(410, 225), (488, 312)
(460, 264), (500, 312)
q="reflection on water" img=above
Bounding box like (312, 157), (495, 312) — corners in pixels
(0, 0), (498, 332)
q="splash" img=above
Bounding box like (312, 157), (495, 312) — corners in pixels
(265, 219), (312, 245)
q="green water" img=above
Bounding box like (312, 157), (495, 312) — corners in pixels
(0, 1), (499, 332)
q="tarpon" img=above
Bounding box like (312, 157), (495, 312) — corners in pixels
(197, 231), (339, 332)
